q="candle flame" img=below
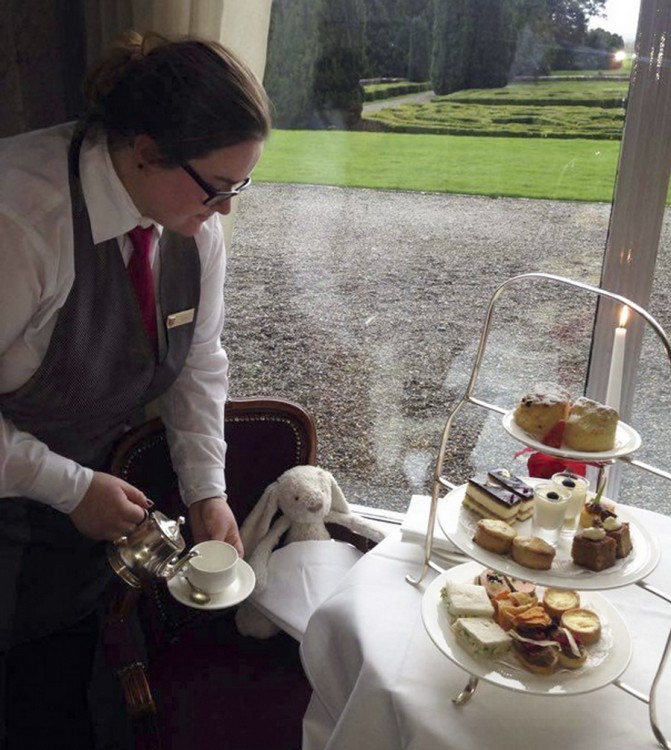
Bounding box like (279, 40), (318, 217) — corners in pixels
(619, 305), (630, 328)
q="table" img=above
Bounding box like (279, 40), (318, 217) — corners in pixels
(300, 506), (671, 750)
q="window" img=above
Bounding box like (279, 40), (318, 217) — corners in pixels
(227, 0), (671, 517)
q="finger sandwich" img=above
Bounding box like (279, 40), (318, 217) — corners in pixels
(440, 581), (495, 619)
(453, 617), (511, 659)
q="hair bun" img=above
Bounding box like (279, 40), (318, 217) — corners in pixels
(84, 29), (160, 105)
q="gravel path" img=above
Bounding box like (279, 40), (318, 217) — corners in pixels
(226, 183), (671, 516)
(362, 90), (435, 114)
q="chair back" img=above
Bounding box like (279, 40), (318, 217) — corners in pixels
(108, 397), (318, 644)
(110, 397), (317, 537)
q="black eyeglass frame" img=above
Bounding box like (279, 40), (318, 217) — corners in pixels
(181, 162), (252, 207)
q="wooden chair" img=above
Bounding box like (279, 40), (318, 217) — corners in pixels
(103, 397), (319, 750)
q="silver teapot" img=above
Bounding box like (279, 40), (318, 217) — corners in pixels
(107, 510), (198, 588)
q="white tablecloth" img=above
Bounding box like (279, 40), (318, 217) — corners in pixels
(300, 506), (671, 750)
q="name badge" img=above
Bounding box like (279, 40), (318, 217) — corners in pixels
(166, 308), (195, 329)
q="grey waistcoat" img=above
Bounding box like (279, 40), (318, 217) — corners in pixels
(0, 134), (201, 644)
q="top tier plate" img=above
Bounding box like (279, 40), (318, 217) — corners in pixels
(502, 410), (642, 461)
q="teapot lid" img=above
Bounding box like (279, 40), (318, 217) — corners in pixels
(153, 510), (185, 542)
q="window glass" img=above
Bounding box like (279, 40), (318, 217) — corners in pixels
(227, 0), (665, 515)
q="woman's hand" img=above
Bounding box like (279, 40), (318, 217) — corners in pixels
(188, 496), (243, 556)
(69, 471), (153, 540)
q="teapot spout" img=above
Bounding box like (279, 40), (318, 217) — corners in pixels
(163, 549), (200, 580)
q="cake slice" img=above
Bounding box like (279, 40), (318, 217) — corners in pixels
(453, 617), (511, 659)
(602, 517), (633, 558)
(487, 469), (535, 520)
(463, 475), (521, 522)
(571, 528), (617, 571)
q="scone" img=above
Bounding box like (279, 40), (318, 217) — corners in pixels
(511, 536), (556, 571)
(563, 397), (619, 452)
(513, 382), (570, 440)
(473, 519), (517, 554)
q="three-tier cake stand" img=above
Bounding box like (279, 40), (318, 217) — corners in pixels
(407, 272), (671, 749)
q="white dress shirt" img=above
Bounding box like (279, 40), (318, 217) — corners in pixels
(0, 123), (229, 512)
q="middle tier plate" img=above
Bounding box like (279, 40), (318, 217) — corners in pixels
(437, 482), (660, 589)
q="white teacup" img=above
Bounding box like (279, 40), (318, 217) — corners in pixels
(186, 540), (239, 595)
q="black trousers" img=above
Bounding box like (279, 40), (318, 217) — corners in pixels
(2, 613), (98, 749)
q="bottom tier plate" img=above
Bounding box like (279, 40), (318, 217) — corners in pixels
(421, 561), (632, 696)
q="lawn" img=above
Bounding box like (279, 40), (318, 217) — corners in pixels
(254, 129), (623, 202)
(254, 76), (660, 203)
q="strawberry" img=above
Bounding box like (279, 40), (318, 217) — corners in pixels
(542, 420), (565, 448)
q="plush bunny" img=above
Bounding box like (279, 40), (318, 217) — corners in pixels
(234, 465), (388, 638)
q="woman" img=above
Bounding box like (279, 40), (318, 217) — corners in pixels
(0, 31), (270, 748)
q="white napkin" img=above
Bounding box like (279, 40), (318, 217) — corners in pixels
(250, 540), (363, 641)
(400, 494), (459, 554)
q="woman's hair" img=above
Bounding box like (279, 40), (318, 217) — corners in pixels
(80, 30), (271, 165)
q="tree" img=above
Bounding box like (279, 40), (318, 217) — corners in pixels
(312, 0), (367, 129)
(408, 15), (432, 82)
(361, 0), (433, 79)
(264, 0), (366, 129)
(533, 0), (608, 70)
(431, 0), (519, 94)
(581, 28), (625, 70)
(263, 0), (320, 128)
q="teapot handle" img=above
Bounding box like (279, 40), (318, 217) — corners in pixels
(163, 549), (200, 580)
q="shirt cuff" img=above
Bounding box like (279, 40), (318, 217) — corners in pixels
(178, 467), (226, 507)
(28, 455), (94, 513)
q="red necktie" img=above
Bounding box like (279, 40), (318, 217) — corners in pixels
(127, 225), (157, 353)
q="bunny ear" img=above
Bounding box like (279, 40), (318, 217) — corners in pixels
(327, 472), (350, 514)
(239, 481), (281, 556)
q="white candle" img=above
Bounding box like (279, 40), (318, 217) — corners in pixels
(605, 306), (629, 410)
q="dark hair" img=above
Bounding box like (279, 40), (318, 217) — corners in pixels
(80, 31), (271, 165)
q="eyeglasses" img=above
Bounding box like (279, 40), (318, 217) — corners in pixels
(181, 162), (252, 208)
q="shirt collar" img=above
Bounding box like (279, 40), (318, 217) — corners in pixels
(79, 135), (157, 244)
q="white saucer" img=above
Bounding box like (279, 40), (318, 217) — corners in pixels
(167, 558), (256, 610)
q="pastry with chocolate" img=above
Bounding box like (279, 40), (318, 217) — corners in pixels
(463, 475), (521, 522)
(487, 469), (535, 520)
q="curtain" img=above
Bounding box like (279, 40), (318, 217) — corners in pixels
(0, 0), (88, 137)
